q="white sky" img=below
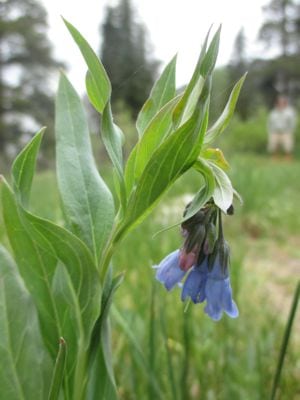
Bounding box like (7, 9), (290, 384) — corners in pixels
(41, 0), (267, 94)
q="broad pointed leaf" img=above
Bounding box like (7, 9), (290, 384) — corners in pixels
(23, 210), (101, 341)
(1, 180), (60, 358)
(55, 73), (114, 264)
(0, 245), (52, 400)
(204, 73), (247, 145)
(63, 18), (111, 113)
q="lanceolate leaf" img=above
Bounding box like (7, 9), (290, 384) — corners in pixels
(173, 27), (220, 128)
(133, 95), (182, 181)
(124, 95), (181, 192)
(118, 97), (210, 239)
(55, 73), (115, 265)
(23, 210), (101, 341)
(204, 73), (247, 145)
(11, 128), (45, 208)
(136, 55), (177, 136)
(22, 210), (102, 399)
(1, 180), (60, 358)
(208, 162), (233, 212)
(63, 18), (111, 113)
(0, 245), (52, 400)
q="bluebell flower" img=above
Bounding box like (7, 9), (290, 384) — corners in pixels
(155, 250), (187, 290)
(181, 258), (208, 303)
(204, 256), (239, 321)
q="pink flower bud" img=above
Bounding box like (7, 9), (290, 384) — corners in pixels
(179, 249), (197, 271)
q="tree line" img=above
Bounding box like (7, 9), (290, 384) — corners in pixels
(0, 0), (299, 160)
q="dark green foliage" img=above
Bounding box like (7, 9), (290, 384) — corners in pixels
(0, 0), (63, 162)
(100, 0), (159, 117)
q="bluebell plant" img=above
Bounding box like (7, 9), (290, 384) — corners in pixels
(0, 19), (245, 399)
(155, 202), (239, 321)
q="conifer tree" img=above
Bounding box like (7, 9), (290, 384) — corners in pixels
(0, 0), (63, 159)
(100, 0), (159, 116)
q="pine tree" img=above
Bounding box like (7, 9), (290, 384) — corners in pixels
(0, 0), (63, 160)
(258, 0), (300, 98)
(100, 0), (159, 117)
(258, 0), (300, 56)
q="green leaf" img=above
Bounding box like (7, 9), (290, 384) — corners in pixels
(101, 102), (126, 209)
(208, 162), (233, 212)
(133, 95), (182, 182)
(63, 18), (111, 113)
(204, 73), (247, 145)
(21, 209), (102, 400)
(23, 210), (102, 341)
(125, 95), (181, 192)
(0, 245), (52, 400)
(55, 73), (115, 264)
(173, 27), (220, 127)
(1, 179), (60, 358)
(118, 96), (210, 239)
(11, 128), (45, 207)
(48, 338), (67, 400)
(136, 55), (177, 136)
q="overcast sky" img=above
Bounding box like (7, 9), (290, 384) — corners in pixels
(41, 0), (267, 94)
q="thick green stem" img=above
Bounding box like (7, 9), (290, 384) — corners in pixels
(270, 280), (300, 400)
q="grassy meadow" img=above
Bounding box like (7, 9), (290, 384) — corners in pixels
(1, 149), (299, 399)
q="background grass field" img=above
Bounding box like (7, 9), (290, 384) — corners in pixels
(0, 151), (299, 399)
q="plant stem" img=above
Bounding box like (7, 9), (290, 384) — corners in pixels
(270, 280), (300, 400)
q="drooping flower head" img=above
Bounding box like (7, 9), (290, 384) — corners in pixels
(154, 201), (239, 321)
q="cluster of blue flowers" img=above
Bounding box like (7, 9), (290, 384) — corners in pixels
(154, 204), (238, 321)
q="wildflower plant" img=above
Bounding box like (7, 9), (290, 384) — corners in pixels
(0, 20), (245, 400)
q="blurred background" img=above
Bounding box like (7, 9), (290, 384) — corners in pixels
(0, 0), (299, 398)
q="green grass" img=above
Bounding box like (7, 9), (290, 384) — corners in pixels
(1, 153), (299, 399)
